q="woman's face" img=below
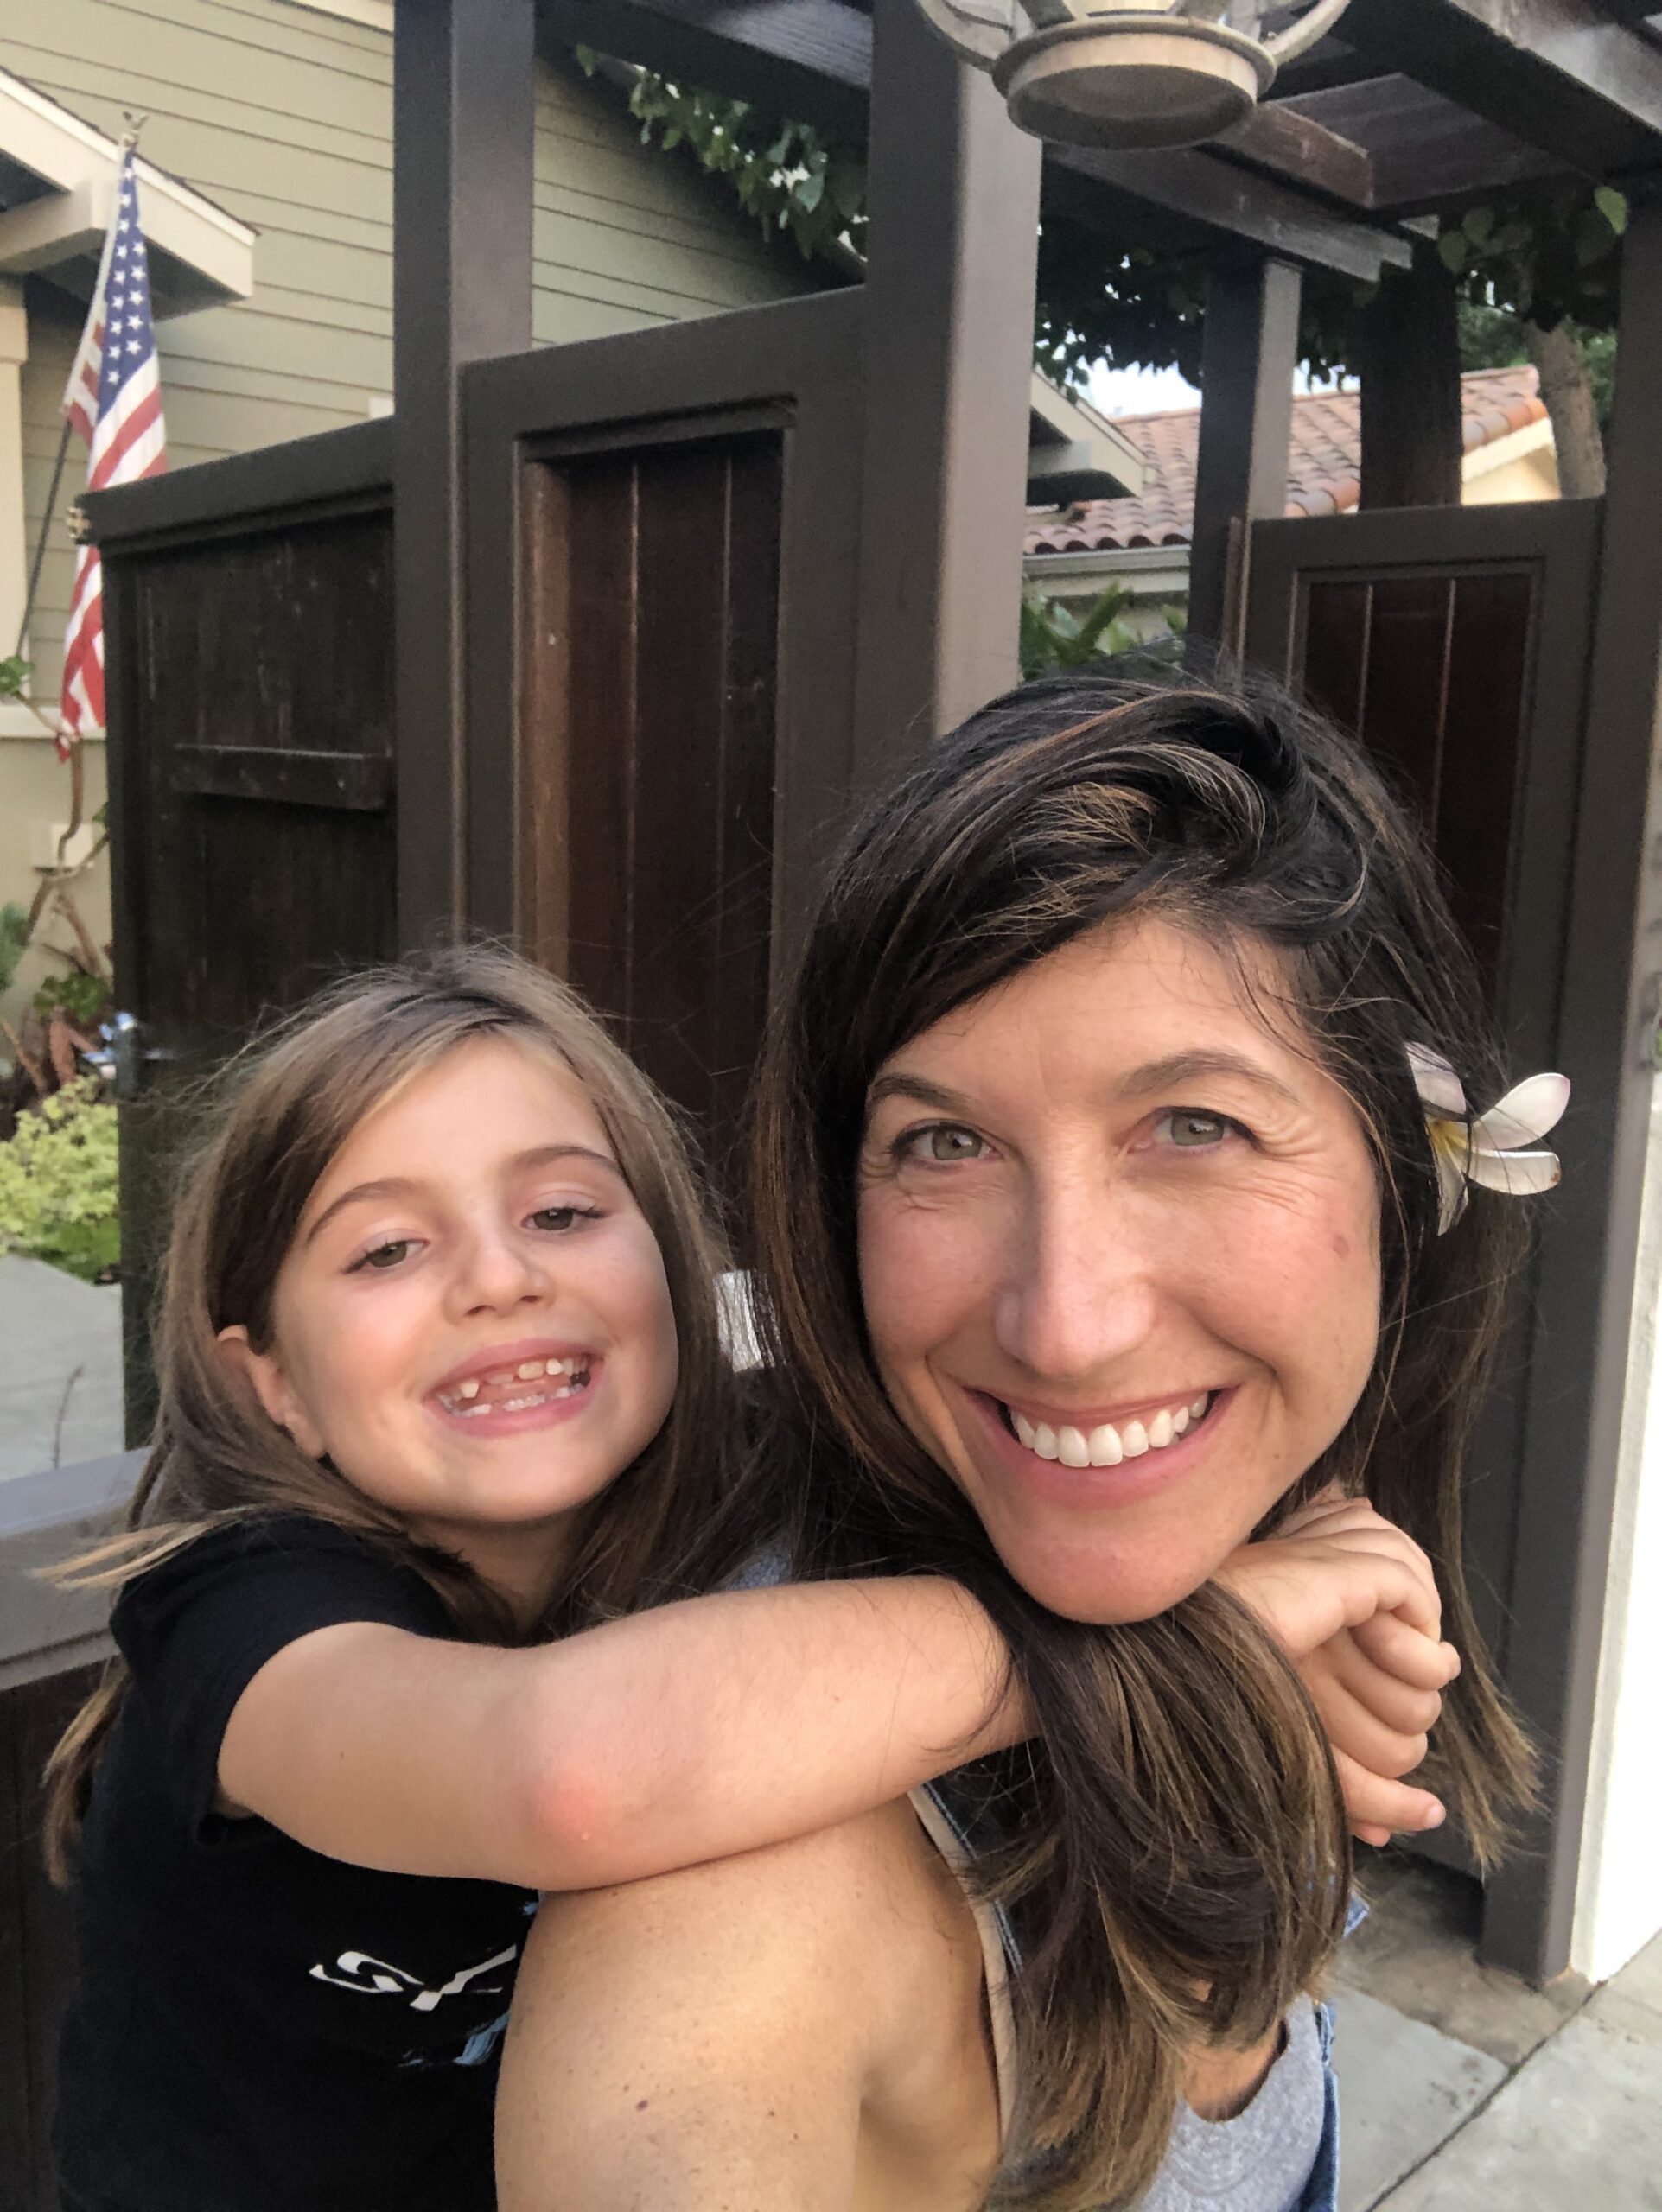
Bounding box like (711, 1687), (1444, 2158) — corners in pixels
(856, 914), (1382, 1624)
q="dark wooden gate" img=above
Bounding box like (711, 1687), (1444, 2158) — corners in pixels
(463, 287), (866, 1205)
(1245, 498), (1606, 1977)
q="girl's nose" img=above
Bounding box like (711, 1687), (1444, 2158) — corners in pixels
(991, 1186), (1160, 1384)
(449, 1224), (551, 1317)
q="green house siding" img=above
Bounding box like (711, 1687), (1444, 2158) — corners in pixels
(8, 0), (814, 696)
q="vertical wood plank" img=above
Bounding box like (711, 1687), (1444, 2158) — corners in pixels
(1190, 256), (1302, 652)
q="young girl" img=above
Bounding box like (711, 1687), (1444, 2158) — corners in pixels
(47, 947), (1452, 2212)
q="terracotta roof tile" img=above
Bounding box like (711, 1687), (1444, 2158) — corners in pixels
(1025, 366), (1545, 556)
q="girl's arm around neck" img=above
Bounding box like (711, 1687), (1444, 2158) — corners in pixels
(216, 1578), (1024, 1887)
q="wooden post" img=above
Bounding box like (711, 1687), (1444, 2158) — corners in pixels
(1359, 245), (1463, 510)
(1188, 254), (1301, 655)
(1478, 191), (1662, 1983)
(393, 0), (534, 939)
(851, 0), (1042, 785)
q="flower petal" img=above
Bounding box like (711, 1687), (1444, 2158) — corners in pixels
(1469, 1072), (1570, 1154)
(1464, 1145), (1562, 1198)
(1406, 1042), (1468, 1118)
(1436, 1149), (1470, 1233)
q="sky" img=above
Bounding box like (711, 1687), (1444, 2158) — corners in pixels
(1086, 362), (1201, 416)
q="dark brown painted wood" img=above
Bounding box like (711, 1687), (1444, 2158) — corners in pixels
(1213, 99), (1378, 207)
(1475, 194), (1662, 1983)
(851, 0), (1040, 784)
(1189, 255), (1302, 652)
(1359, 248), (1464, 510)
(1245, 495), (1607, 1978)
(395, 0), (535, 943)
(1342, 0), (1662, 171)
(92, 449), (398, 1438)
(537, 0), (1414, 279)
(1274, 74), (1566, 213)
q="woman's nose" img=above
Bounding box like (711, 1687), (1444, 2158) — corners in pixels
(991, 1188), (1160, 1383)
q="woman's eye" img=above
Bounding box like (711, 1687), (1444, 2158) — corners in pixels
(905, 1123), (986, 1165)
(1160, 1109), (1234, 1149)
(527, 1204), (600, 1233)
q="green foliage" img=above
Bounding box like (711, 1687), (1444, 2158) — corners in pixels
(33, 969), (110, 1029)
(1019, 582), (1182, 682)
(0, 904), (27, 998)
(0, 1076), (120, 1281)
(1436, 183), (1626, 332)
(618, 70), (866, 264)
(0, 655), (28, 700)
(1459, 300), (1615, 431)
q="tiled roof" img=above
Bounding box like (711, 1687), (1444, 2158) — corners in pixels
(1025, 366), (1546, 556)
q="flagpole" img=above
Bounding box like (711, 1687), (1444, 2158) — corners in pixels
(13, 420), (73, 661)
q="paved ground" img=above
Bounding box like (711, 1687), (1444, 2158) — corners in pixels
(0, 1254), (124, 1479)
(2, 1261), (1658, 2200)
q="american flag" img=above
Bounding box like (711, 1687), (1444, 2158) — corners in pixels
(58, 146), (168, 755)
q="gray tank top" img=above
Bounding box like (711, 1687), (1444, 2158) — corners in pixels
(909, 1788), (1326, 2212)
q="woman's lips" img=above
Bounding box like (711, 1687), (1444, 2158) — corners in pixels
(964, 1383), (1234, 1508)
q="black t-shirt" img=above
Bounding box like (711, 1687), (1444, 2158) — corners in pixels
(54, 1514), (540, 2212)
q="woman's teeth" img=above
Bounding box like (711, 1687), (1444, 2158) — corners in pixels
(438, 1357), (591, 1417)
(1008, 1394), (1210, 1467)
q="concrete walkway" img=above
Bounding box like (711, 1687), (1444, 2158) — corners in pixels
(1333, 1850), (1660, 2209)
(0, 1253), (124, 1479)
(0, 1260), (1658, 2201)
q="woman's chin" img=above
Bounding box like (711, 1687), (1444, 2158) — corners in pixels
(990, 1528), (1224, 1626)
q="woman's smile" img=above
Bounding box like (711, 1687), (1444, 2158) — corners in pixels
(857, 913), (1383, 1625)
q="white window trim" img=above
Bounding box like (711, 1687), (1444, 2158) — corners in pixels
(283, 0), (393, 31)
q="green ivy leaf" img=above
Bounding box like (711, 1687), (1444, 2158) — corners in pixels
(1437, 229), (1470, 273)
(1595, 185), (1628, 237)
(1462, 205), (1495, 245)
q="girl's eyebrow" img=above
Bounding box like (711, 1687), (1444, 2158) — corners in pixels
(303, 1145), (622, 1246)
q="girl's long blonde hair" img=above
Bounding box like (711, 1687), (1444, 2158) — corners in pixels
(44, 944), (739, 1882)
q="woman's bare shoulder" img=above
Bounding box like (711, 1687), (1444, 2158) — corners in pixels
(496, 1800), (971, 2212)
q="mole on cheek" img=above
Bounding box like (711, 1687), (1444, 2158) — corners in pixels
(1330, 1231), (1352, 1261)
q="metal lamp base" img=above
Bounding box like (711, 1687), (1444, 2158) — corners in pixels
(991, 15), (1275, 149)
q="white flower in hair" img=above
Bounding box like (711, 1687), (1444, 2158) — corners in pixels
(1405, 1043), (1570, 1236)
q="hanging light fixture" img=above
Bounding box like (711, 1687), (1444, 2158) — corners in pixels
(907, 1), (1353, 149)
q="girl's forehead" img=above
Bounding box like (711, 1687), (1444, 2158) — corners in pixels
(309, 1035), (617, 1202)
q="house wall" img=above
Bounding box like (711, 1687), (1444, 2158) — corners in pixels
(1, 0), (813, 1022)
(1572, 1092), (1662, 1983)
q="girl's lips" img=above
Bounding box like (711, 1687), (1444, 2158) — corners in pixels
(963, 1383), (1235, 1510)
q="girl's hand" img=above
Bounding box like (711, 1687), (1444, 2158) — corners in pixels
(1214, 1490), (1458, 1846)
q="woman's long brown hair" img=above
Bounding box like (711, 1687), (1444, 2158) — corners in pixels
(44, 944), (739, 1883)
(720, 670), (1537, 2210)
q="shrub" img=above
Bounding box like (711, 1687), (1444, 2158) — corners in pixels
(0, 1077), (120, 1281)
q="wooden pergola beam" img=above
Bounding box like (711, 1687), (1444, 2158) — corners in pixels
(1341, 0), (1662, 173)
(1271, 74), (1569, 212)
(536, 0), (1412, 276)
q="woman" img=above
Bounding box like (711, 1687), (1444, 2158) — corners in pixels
(496, 673), (1549, 2212)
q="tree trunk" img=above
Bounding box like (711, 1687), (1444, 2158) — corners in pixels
(1524, 321), (1605, 499)
(1358, 248), (1463, 509)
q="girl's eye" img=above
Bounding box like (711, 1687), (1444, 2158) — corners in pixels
(902, 1123), (987, 1166)
(351, 1239), (416, 1273)
(1158, 1109), (1237, 1150)
(527, 1204), (601, 1233)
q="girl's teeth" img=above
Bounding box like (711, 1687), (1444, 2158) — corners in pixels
(518, 1360), (544, 1380)
(458, 1379), (480, 1400)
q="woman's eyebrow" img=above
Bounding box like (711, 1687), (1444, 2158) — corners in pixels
(303, 1145), (621, 1246)
(1118, 1050), (1301, 1105)
(865, 1071), (974, 1117)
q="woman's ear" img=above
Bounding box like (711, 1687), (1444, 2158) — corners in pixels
(216, 1325), (327, 1459)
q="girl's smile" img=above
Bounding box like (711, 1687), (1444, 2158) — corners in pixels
(220, 1037), (679, 1607)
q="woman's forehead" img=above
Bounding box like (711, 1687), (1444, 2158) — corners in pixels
(870, 916), (1315, 1100)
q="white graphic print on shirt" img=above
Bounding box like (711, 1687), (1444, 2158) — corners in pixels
(309, 1942), (518, 2012)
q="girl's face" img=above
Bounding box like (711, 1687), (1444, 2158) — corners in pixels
(222, 1037), (678, 1603)
(856, 914), (1382, 1624)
